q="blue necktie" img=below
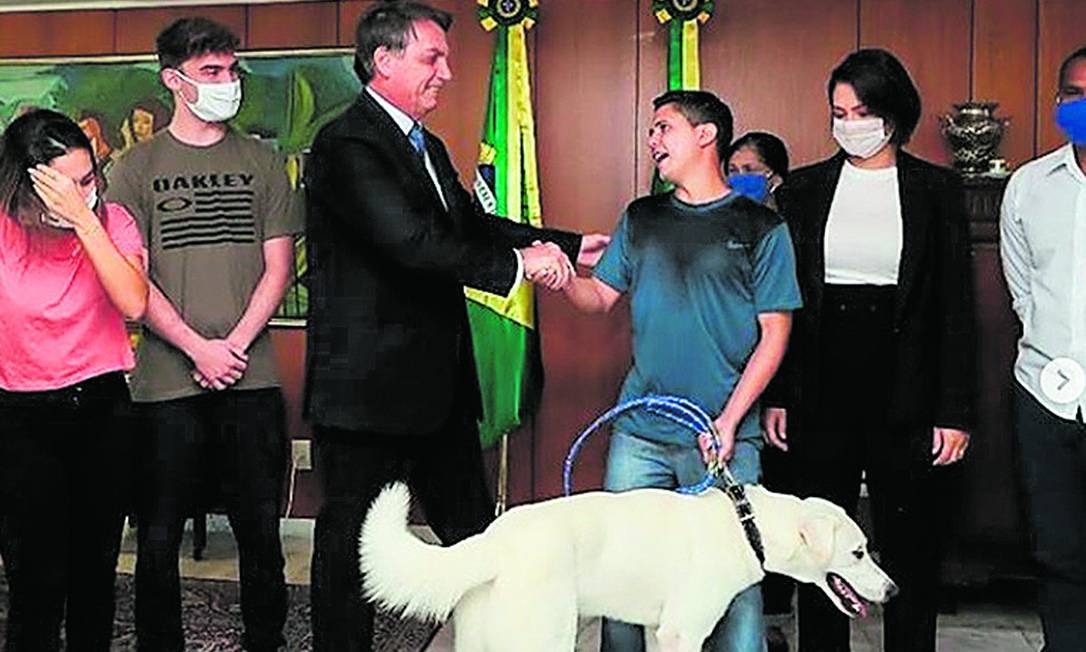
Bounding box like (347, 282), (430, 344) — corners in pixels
(408, 122), (426, 161)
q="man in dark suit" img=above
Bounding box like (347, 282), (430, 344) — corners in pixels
(303, 3), (607, 649)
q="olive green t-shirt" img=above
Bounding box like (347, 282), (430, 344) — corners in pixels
(107, 129), (303, 402)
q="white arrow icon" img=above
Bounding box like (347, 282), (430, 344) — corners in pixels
(1041, 358), (1086, 404)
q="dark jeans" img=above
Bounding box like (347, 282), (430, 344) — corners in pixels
(134, 389), (288, 652)
(310, 409), (494, 652)
(793, 286), (950, 652)
(1013, 383), (1086, 652)
(0, 372), (132, 652)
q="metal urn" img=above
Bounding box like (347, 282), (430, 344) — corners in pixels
(940, 102), (1008, 174)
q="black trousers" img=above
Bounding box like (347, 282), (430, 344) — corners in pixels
(1013, 383), (1086, 652)
(134, 388), (288, 652)
(761, 444), (797, 616)
(0, 372), (132, 652)
(792, 286), (950, 652)
(309, 407), (494, 652)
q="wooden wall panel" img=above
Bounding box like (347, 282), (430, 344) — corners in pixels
(860, 0), (972, 166)
(533, 0), (639, 498)
(634, 0), (664, 193)
(114, 6), (247, 55)
(248, 2), (338, 50)
(270, 327), (319, 514)
(697, 0), (857, 171)
(336, 0), (371, 47)
(270, 328), (309, 442)
(972, 0), (1036, 168)
(533, 296), (632, 499)
(422, 0), (493, 180)
(962, 243), (1026, 549)
(1037, 0), (1086, 155)
(0, 10), (113, 57)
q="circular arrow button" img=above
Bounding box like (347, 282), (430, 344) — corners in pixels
(1041, 357), (1086, 404)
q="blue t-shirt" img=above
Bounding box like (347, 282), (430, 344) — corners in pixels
(594, 192), (802, 445)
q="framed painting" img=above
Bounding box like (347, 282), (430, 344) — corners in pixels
(0, 48), (361, 323)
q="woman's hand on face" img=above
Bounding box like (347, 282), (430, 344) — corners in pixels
(29, 164), (98, 232)
(932, 427), (970, 466)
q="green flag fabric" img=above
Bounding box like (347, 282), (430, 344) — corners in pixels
(468, 0), (542, 448)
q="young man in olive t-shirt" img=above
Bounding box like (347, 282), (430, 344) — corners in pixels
(107, 18), (302, 652)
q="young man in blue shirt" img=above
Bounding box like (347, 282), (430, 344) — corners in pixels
(562, 90), (801, 652)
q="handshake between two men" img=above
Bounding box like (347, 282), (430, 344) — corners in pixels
(520, 233), (611, 290)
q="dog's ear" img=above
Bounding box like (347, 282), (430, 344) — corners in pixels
(798, 516), (837, 566)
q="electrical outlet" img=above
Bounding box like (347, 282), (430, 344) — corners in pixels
(292, 439), (312, 471)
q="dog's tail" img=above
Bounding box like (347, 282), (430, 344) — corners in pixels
(359, 482), (497, 623)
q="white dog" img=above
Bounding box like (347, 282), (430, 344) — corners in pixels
(360, 483), (896, 652)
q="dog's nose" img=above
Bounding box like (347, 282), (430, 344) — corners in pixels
(885, 581), (900, 600)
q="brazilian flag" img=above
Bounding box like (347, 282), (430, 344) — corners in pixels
(651, 0), (715, 194)
(466, 0), (542, 448)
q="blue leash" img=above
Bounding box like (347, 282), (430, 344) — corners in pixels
(562, 394), (739, 497)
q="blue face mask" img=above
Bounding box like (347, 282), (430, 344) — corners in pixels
(1056, 97), (1086, 145)
(727, 173), (770, 203)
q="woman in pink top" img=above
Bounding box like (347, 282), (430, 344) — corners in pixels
(0, 109), (147, 650)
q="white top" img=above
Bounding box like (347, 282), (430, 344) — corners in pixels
(823, 161), (903, 285)
(1001, 143), (1086, 420)
(365, 86), (523, 293)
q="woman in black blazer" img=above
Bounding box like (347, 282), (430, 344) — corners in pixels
(763, 49), (975, 652)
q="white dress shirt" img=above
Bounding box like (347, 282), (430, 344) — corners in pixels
(364, 86), (524, 293)
(1001, 143), (1086, 419)
(366, 85), (447, 208)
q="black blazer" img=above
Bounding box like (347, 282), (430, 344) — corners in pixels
(765, 150), (976, 432)
(303, 92), (581, 435)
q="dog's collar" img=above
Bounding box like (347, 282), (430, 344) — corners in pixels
(723, 483), (765, 565)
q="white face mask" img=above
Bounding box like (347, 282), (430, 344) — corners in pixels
(40, 185), (97, 230)
(85, 186), (98, 211)
(832, 117), (893, 159)
(175, 70), (242, 123)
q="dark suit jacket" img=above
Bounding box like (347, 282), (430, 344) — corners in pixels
(765, 150), (976, 433)
(303, 91), (581, 435)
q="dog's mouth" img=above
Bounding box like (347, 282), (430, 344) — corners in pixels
(827, 573), (868, 618)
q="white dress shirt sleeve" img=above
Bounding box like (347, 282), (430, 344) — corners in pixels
(509, 247), (525, 296)
(1000, 171), (1033, 326)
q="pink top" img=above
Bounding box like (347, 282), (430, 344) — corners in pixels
(0, 202), (144, 391)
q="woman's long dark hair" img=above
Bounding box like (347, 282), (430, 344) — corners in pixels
(0, 108), (103, 231)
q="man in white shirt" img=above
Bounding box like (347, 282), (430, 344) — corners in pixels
(1000, 44), (1086, 651)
